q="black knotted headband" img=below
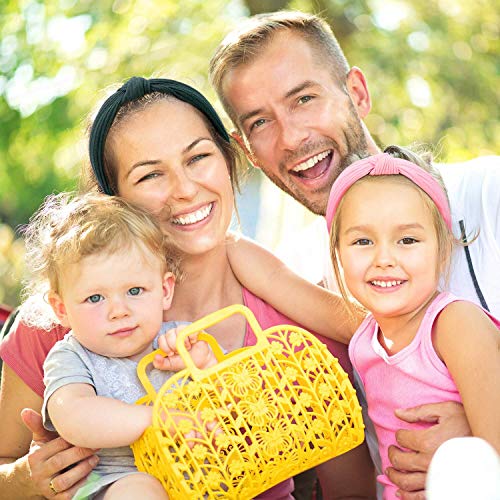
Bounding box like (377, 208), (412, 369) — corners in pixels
(89, 76), (230, 195)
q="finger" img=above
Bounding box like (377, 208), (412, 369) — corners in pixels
(396, 489), (426, 500)
(21, 408), (58, 443)
(153, 355), (174, 371)
(394, 402), (462, 424)
(157, 334), (174, 355)
(394, 428), (432, 454)
(49, 454), (99, 494)
(388, 445), (429, 472)
(154, 354), (186, 371)
(43, 444), (99, 477)
(385, 467), (426, 493)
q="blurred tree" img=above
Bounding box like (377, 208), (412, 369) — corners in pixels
(0, 0), (498, 305)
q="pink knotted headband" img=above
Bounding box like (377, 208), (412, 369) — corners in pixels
(325, 153), (452, 232)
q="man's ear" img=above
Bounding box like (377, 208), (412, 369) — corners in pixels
(162, 272), (176, 311)
(48, 291), (71, 327)
(346, 67), (371, 119)
(230, 130), (260, 169)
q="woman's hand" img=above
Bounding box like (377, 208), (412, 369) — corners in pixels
(385, 402), (471, 499)
(22, 408), (99, 498)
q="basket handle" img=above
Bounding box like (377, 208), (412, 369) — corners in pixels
(136, 305), (264, 397)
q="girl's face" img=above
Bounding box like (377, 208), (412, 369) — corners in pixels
(337, 177), (441, 323)
(111, 99), (234, 256)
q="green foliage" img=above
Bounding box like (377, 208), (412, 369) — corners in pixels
(0, 0), (498, 305)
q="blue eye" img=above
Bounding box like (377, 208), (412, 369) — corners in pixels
(250, 118), (266, 131)
(298, 95), (313, 104)
(86, 294), (103, 303)
(188, 153), (209, 165)
(137, 172), (160, 184)
(128, 287), (143, 296)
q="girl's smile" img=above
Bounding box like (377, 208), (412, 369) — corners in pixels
(338, 176), (441, 332)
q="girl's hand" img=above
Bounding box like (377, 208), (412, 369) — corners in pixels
(154, 328), (217, 371)
(21, 408), (99, 498)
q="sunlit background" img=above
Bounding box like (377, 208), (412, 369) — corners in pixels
(0, 0), (498, 307)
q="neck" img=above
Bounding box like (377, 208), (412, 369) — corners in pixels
(166, 245), (242, 322)
(364, 124), (380, 156)
(374, 291), (439, 355)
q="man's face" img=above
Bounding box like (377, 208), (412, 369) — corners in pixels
(222, 31), (372, 215)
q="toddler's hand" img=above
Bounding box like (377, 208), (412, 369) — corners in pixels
(154, 327), (217, 371)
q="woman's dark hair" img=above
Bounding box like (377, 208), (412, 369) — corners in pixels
(84, 77), (242, 195)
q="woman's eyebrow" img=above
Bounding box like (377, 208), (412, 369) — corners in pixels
(124, 137), (214, 179)
(182, 137), (213, 154)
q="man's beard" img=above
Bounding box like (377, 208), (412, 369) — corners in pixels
(262, 110), (369, 216)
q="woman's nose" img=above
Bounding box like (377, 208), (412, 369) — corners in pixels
(170, 167), (198, 201)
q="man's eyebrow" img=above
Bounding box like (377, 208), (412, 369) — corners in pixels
(238, 80), (319, 128)
(284, 80), (317, 99)
(125, 137), (213, 179)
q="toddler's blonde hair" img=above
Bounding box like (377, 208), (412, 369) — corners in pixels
(21, 192), (181, 328)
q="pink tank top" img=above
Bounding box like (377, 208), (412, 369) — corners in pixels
(349, 292), (500, 499)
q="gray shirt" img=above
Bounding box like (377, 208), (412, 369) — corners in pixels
(42, 321), (188, 498)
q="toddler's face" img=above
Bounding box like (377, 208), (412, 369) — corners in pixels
(49, 244), (174, 360)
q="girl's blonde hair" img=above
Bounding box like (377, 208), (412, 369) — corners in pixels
(329, 145), (462, 315)
(20, 192), (181, 329)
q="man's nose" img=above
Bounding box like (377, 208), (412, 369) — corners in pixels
(277, 113), (309, 151)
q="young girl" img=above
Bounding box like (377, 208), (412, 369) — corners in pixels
(23, 192), (218, 499)
(229, 146), (500, 499)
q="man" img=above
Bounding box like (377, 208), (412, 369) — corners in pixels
(209, 10), (500, 499)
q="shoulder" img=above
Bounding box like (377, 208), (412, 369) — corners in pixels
(434, 299), (499, 349)
(242, 287), (298, 329)
(436, 156), (500, 199)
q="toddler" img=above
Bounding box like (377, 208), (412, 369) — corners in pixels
(23, 192), (218, 499)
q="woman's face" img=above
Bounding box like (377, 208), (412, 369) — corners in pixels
(111, 99), (234, 256)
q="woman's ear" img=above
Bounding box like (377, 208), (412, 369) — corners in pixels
(48, 291), (71, 327)
(230, 131), (260, 168)
(162, 272), (176, 311)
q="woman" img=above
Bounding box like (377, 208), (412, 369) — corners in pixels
(0, 77), (373, 498)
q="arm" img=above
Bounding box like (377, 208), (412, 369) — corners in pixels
(386, 302), (499, 499)
(434, 301), (500, 451)
(47, 383), (153, 449)
(0, 363), (97, 499)
(227, 235), (363, 344)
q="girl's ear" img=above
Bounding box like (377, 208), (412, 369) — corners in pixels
(161, 272), (176, 311)
(48, 291), (71, 327)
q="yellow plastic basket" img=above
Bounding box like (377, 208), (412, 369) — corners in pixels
(132, 304), (364, 499)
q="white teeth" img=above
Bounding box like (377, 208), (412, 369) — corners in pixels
(172, 203), (213, 226)
(292, 150), (331, 172)
(371, 280), (403, 288)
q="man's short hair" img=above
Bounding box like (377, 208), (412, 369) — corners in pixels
(209, 11), (351, 128)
